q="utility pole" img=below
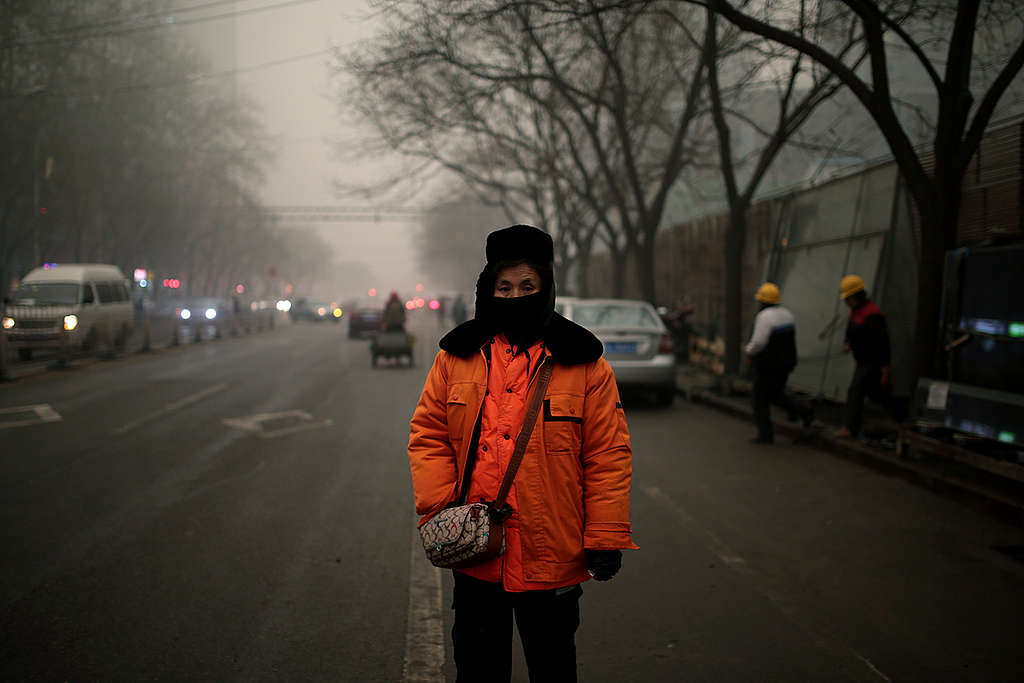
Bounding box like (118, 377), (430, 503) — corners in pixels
(32, 127), (53, 268)
(32, 127), (43, 268)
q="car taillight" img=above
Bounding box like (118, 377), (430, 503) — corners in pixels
(658, 333), (674, 354)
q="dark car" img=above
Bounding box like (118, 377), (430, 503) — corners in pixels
(290, 298), (315, 322)
(347, 307), (382, 338)
(312, 302), (342, 323)
(292, 299), (343, 323)
(152, 295), (231, 341)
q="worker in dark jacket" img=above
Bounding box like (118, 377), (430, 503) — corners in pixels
(744, 283), (814, 444)
(836, 275), (899, 438)
(382, 291), (407, 332)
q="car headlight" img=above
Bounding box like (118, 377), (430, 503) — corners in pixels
(1, 316), (14, 330)
(63, 314), (78, 331)
(333, 308), (342, 318)
(205, 308), (217, 320)
(180, 308), (192, 320)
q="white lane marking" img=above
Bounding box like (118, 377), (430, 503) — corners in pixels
(403, 519), (445, 682)
(222, 409), (312, 432)
(259, 419), (333, 440)
(112, 383), (228, 435)
(643, 485), (891, 682)
(0, 404), (63, 430)
(854, 653), (893, 682)
(222, 410), (333, 440)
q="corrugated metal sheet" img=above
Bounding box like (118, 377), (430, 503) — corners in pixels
(959, 120), (1022, 243)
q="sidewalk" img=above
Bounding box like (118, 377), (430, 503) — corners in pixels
(675, 364), (1024, 527)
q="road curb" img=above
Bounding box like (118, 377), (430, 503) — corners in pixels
(680, 384), (1024, 527)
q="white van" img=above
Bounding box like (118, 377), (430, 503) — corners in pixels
(2, 264), (133, 361)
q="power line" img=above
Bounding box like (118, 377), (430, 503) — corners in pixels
(37, 0), (250, 38)
(108, 49), (330, 95)
(15, 0), (323, 48)
(0, 49), (331, 100)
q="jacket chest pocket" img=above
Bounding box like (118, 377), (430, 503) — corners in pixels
(446, 384), (475, 445)
(543, 395), (583, 455)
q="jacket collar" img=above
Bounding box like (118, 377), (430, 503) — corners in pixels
(439, 312), (603, 366)
(849, 299), (883, 323)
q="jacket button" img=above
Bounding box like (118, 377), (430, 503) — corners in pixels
(506, 388), (513, 393)
(482, 445), (488, 452)
(504, 434), (510, 440)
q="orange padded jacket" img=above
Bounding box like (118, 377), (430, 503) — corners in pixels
(408, 315), (637, 591)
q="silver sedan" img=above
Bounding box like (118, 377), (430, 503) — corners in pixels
(556, 297), (677, 406)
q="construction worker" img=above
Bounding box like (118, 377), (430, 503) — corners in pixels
(744, 282), (814, 444)
(836, 275), (899, 438)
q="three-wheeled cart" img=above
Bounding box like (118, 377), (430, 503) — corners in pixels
(371, 330), (414, 367)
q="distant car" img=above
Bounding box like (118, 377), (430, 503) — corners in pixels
(151, 296), (189, 319)
(556, 297), (677, 406)
(292, 299), (342, 323)
(312, 302), (342, 323)
(290, 298), (315, 322)
(347, 307), (382, 338)
(153, 295), (231, 339)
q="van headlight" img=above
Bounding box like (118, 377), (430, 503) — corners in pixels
(63, 314), (79, 331)
(180, 308), (191, 320)
(1, 316), (14, 330)
(205, 308), (217, 320)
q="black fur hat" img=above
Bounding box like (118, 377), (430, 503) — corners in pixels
(485, 224), (554, 268)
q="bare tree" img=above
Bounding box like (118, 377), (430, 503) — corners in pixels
(339, 0), (711, 302)
(681, 0), (1024, 379)
(0, 0), (310, 303)
(704, 4), (863, 373)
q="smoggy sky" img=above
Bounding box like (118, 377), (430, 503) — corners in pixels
(183, 0), (428, 296)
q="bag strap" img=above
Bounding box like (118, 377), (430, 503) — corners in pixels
(492, 356), (553, 516)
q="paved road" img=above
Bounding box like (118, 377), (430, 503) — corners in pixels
(1, 320), (1022, 681)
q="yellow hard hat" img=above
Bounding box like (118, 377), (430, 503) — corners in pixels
(755, 282), (780, 304)
(839, 274), (866, 300)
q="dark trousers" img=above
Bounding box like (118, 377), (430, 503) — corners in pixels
(845, 363), (901, 436)
(452, 571), (582, 683)
(752, 368), (809, 441)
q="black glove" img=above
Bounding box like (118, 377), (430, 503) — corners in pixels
(585, 549), (622, 581)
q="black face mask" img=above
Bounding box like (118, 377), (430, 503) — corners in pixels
(489, 292), (547, 349)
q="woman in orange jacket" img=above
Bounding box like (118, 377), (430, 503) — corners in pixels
(408, 224), (637, 682)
